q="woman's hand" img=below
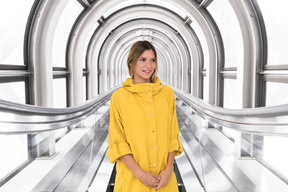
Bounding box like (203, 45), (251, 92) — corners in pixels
(119, 154), (161, 188)
(137, 171), (161, 188)
(156, 166), (173, 190)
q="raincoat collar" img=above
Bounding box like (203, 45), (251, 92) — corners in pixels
(122, 77), (163, 95)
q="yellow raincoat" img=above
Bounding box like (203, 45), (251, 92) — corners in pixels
(107, 77), (183, 192)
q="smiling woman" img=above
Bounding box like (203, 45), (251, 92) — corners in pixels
(132, 49), (156, 84)
(2, 0), (288, 191)
(127, 41), (158, 84)
(107, 41), (183, 192)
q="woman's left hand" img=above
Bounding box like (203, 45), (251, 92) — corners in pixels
(156, 166), (173, 190)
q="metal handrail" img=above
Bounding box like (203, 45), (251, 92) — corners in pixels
(0, 86), (119, 134)
(173, 87), (288, 135)
(1, 85), (287, 135)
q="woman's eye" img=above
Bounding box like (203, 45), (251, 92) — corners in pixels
(151, 59), (156, 62)
(139, 58), (145, 61)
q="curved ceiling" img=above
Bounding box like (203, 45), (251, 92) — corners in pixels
(68, 0), (213, 100)
(28, 0), (264, 107)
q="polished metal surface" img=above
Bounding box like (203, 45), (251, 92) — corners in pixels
(176, 104), (256, 192)
(173, 87), (288, 135)
(0, 86), (118, 134)
(88, 149), (114, 192)
(0, 91), (283, 191)
(1, 87), (287, 191)
(175, 152), (204, 192)
(2, 80), (284, 135)
(1, 0), (288, 191)
(32, 109), (110, 192)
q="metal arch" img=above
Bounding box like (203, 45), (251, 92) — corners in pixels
(99, 28), (176, 89)
(86, 6), (198, 94)
(87, 7), (196, 94)
(169, 0), (221, 105)
(107, 31), (175, 86)
(97, 24), (183, 89)
(123, 1), (216, 98)
(149, 38), (176, 84)
(100, 28), (179, 91)
(68, 0), (212, 105)
(67, 0), (109, 106)
(88, 6), (191, 91)
(26, 0), (66, 107)
(196, 7), (225, 107)
(228, 0), (267, 108)
(27, 0), (216, 110)
(152, 38), (178, 84)
(107, 5), (202, 93)
(108, 23), (187, 87)
(104, 33), (173, 86)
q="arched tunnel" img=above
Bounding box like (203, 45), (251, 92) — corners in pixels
(1, 0), (288, 191)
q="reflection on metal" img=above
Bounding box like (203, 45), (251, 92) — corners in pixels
(77, 0), (91, 8)
(0, 86), (119, 134)
(198, 0), (214, 9)
(88, 150), (114, 192)
(173, 87), (288, 135)
(32, 109), (110, 192)
(176, 148), (204, 192)
(0, 89), (286, 191)
(176, 104), (256, 191)
(229, 0), (267, 108)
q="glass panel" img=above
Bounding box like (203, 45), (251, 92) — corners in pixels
(263, 136), (288, 179)
(191, 23), (210, 70)
(221, 127), (236, 140)
(0, 1), (34, 65)
(266, 82), (288, 106)
(53, 78), (68, 141)
(55, 128), (69, 143)
(53, 78), (67, 108)
(83, 76), (87, 102)
(208, 1), (243, 67)
(52, 1), (83, 67)
(0, 82), (26, 104)
(203, 75), (208, 102)
(223, 79), (241, 109)
(258, 1), (288, 64)
(0, 135), (28, 180)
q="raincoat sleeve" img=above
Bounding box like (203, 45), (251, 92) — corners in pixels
(107, 92), (132, 163)
(168, 89), (183, 156)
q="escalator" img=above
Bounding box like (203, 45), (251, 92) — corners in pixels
(29, 102), (190, 192)
(1, 87), (288, 191)
(24, 98), (254, 192)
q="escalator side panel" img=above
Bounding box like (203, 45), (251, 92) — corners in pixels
(176, 105), (256, 192)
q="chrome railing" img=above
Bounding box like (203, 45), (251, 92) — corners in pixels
(173, 87), (288, 135)
(0, 86), (119, 134)
(1, 85), (287, 135)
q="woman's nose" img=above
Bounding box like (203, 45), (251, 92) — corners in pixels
(145, 60), (153, 67)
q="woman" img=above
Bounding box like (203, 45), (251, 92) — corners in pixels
(107, 41), (183, 192)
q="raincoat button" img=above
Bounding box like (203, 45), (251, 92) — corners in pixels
(152, 114), (154, 116)
(149, 92), (151, 94)
(153, 164), (156, 166)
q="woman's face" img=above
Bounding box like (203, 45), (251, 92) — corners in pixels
(132, 49), (156, 84)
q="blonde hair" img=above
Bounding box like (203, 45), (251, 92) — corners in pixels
(127, 41), (158, 83)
